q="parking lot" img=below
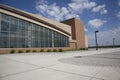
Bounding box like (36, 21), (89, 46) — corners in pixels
(0, 48), (120, 80)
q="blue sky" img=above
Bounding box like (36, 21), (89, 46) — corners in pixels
(0, 0), (120, 46)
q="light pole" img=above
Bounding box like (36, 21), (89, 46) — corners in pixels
(113, 38), (115, 47)
(95, 30), (99, 50)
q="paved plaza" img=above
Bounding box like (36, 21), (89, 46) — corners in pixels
(0, 48), (120, 80)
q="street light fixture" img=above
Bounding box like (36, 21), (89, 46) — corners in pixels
(95, 30), (99, 50)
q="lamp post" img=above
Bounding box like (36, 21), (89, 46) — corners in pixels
(95, 30), (99, 50)
(113, 38), (115, 47)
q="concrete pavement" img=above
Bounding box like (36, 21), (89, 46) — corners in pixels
(0, 48), (120, 80)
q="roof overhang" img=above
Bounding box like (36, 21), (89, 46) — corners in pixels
(0, 4), (71, 36)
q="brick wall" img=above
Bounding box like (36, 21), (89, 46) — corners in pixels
(62, 18), (88, 48)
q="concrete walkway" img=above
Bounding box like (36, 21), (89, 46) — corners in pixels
(0, 48), (120, 80)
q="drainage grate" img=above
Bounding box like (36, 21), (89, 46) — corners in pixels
(74, 56), (82, 58)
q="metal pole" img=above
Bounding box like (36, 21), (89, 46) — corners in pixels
(113, 38), (115, 47)
(52, 32), (54, 48)
(95, 30), (99, 50)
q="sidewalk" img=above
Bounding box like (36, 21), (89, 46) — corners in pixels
(0, 48), (120, 80)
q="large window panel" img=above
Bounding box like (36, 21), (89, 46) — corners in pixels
(0, 13), (69, 48)
(1, 21), (9, 32)
(0, 13), (1, 32)
(0, 37), (8, 48)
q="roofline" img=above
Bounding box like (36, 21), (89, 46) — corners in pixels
(61, 17), (84, 25)
(0, 4), (71, 36)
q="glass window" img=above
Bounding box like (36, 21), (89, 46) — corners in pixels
(1, 32), (8, 37)
(0, 13), (1, 32)
(1, 21), (9, 32)
(0, 37), (7, 48)
(0, 13), (69, 48)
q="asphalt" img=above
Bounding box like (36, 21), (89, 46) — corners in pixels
(59, 51), (120, 67)
(0, 48), (120, 80)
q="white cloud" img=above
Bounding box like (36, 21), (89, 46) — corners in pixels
(36, 0), (107, 21)
(72, 0), (88, 3)
(85, 28), (88, 32)
(61, 7), (69, 15)
(83, 2), (96, 9)
(66, 14), (79, 19)
(117, 11), (120, 19)
(36, 1), (67, 21)
(36, 5), (47, 13)
(87, 26), (120, 46)
(88, 19), (107, 28)
(92, 4), (107, 14)
(36, 0), (81, 21)
(68, 1), (96, 13)
(92, 5), (105, 12)
(36, 0), (48, 5)
(118, 0), (120, 6)
(100, 9), (107, 14)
